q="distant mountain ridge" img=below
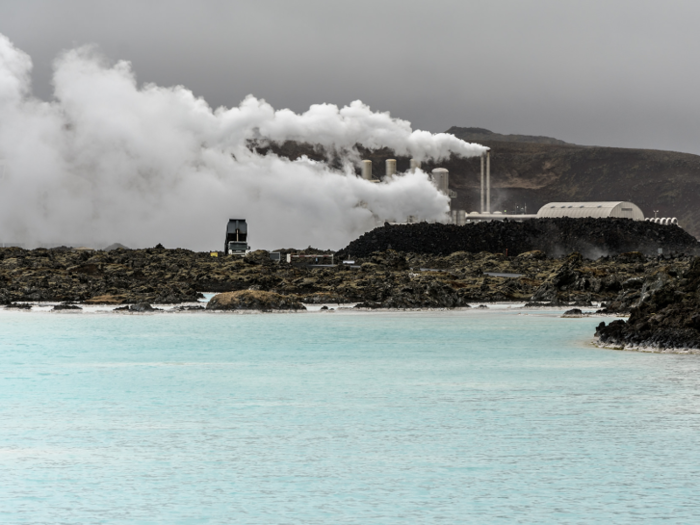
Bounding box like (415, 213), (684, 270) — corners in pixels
(446, 127), (570, 146)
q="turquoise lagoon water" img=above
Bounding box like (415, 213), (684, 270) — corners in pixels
(1, 309), (699, 524)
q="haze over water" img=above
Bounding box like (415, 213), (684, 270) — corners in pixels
(1, 308), (699, 523)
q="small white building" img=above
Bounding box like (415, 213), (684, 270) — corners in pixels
(536, 201), (644, 221)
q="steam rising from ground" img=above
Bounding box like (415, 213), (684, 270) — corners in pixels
(0, 34), (486, 250)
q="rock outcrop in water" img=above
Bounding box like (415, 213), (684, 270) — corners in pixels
(207, 290), (305, 311)
(338, 219), (699, 259)
(595, 257), (700, 351)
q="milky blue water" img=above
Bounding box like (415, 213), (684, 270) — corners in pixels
(1, 309), (700, 524)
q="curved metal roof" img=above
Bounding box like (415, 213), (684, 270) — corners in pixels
(536, 202), (644, 220)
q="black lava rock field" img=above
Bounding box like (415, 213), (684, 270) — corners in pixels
(596, 257), (700, 351)
(338, 218), (700, 259)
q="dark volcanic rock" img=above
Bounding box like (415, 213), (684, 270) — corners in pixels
(115, 303), (160, 312)
(171, 305), (205, 311)
(2, 244), (697, 313)
(596, 257), (700, 350)
(530, 253), (586, 304)
(5, 303), (31, 309)
(52, 303), (82, 311)
(561, 308), (588, 318)
(338, 219), (699, 259)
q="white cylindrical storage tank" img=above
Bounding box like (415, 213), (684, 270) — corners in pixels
(450, 210), (466, 225)
(385, 159), (397, 177)
(431, 168), (449, 194)
(409, 159), (421, 173)
(361, 160), (373, 180)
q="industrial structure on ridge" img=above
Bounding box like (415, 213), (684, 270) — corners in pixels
(224, 152), (679, 255)
(359, 152), (677, 226)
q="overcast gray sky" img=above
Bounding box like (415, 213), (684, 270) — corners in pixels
(2, 0), (700, 154)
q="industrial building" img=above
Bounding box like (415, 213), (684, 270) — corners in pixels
(359, 153), (680, 227)
(537, 201), (644, 220)
(360, 159), (458, 213)
(225, 219), (249, 255)
(646, 217), (678, 225)
(459, 201), (645, 222)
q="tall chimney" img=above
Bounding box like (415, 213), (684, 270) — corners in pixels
(386, 159), (397, 177)
(480, 154), (485, 213)
(486, 151), (491, 214)
(361, 160), (373, 180)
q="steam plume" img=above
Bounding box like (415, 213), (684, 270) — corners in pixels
(0, 34), (486, 250)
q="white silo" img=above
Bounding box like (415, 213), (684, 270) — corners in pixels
(361, 160), (373, 180)
(451, 209), (466, 225)
(431, 168), (449, 194)
(410, 159), (421, 173)
(386, 159), (397, 177)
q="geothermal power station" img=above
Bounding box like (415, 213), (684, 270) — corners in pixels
(360, 153), (677, 227)
(223, 152), (680, 256)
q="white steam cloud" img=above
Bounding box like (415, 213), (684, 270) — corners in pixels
(0, 33), (486, 251)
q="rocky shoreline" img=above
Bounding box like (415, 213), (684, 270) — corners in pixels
(595, 257), (700, 352)
(1, 243), (693, 312)
(4, 218), (700, 352)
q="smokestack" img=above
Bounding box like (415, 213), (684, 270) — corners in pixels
(385, 159), (397, 177)
(409, 159), (421, 173)
(486, 151), (491, 214)
(361, 160), (373, 180)
(480, 154), (485, 213)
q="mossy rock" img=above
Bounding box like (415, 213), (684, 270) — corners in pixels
(206, 290), (305, 311)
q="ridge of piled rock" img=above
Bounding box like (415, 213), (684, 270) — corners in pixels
(338, 218), (699, 259)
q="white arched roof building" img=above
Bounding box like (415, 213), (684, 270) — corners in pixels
(536, 201), (644, 221)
